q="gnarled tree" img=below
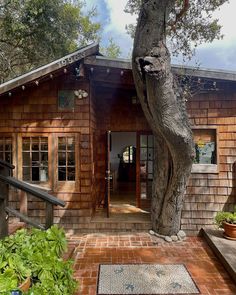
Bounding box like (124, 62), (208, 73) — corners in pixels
(131, 0), (228, 235)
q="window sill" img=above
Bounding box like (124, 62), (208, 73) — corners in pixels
(191, 164), (218, 174)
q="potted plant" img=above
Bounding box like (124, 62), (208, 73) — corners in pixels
(0, 226), (78, 294)
(215, 208), (236, 240)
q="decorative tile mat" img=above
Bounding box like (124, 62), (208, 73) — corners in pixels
(97, 264), (200, 295)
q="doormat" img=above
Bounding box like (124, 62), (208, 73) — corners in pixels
(97, 264), (200, 295)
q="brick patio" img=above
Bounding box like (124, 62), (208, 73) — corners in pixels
(67, 233), (236, 295)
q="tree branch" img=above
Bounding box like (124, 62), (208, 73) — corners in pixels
(169, 0), (189, 31)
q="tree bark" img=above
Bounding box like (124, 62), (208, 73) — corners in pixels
(132, 0), (194, 235)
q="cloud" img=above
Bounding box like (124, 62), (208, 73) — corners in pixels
(103, 0), (136, 34)
(84, 0), (236, 70)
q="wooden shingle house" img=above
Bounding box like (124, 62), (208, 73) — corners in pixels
(0, 43), (235, 235)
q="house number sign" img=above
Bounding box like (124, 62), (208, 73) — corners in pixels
(57, 52), (86, 67)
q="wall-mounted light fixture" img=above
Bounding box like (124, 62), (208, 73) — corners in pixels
(74, 89), (88, 99)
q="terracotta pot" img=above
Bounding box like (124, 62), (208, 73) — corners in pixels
(19, 277), (31, 292)
(223, 221), (236, 240)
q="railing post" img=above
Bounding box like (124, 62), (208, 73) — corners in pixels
(45, 202), (54, 229)
(0, 163), (10, 239)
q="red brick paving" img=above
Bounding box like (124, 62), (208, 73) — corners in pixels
(68, 233), (236, 295)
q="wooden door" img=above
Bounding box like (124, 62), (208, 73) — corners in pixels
(136, 132), (154, 209)
(105, 131), (111, 217)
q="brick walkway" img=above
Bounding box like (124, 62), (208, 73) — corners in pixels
(68, 233), (236, 295)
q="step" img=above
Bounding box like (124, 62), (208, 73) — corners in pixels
(202, 228), (236, 284)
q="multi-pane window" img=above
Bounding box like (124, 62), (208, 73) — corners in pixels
(0, 137), (12, 163)
(22, 137), (48, 182)
(58, 137), (75, 181)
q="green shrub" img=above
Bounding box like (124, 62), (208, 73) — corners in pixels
(215, 211), (236, 228)
(0, 225), (78, 294)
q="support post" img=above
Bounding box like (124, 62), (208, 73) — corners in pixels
(45, 202), (54, 229)
(0, 162), (11, 239)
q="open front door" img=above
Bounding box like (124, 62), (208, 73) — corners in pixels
(105, 131), (111, 217)
(137, 132), (154, 209)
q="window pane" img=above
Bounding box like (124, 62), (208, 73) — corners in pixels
(140, 135), (147, 147)
(0, 139), (3, 151)
(0, 152), (3, 160)
(23, 152), (30, 166)
(140, 148), (147, 160)
(40, 167), (48, 182)
(32, 137), (39, 151)
(148, 148), (153, 160)
(41, 152), (48, 165)
(58, 152), (66, 166)
(58, 167), (66, 181)
(32, 152), (39, 166)
(140, 161), (147, 178)
(32, 167), (39, 181)
(67, 137), (75, 151)
(148, 135), (154, 147)
(23, 167), (30, 181)
(23, 138), (30, 151)
(141, 182), (147, 199)
(148, 161), (153, 174)
(5, 152), (11, 163)
(67, 167), (75, 181)
(41, 138), (48, 151)
(67, 152), (75, 166)
(58, 137), (66, 151)
(5, 139), (12, 151)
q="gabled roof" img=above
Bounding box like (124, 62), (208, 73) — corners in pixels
(0, 42), (99, 96)
(1, 42), (236, 96)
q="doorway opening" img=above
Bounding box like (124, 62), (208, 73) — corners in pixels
(110, 132), (137, 213)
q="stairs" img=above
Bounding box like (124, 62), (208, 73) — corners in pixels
(74, 207), (152, 233)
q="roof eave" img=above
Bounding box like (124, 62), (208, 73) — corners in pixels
(0, 42), (99, 95)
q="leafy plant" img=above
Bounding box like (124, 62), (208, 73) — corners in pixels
(215, 209), (236, 228)
(0, 225), (78, 294)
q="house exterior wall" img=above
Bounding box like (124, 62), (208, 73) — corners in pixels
(0, 67), (235, 235)
(185, 88), (236, 235)
(0, 73), (93, 232)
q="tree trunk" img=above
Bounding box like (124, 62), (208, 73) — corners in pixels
(132, 0), (194, 235)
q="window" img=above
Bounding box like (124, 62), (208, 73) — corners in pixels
(122, 146), (136, 163)
(22, 137), (48, 182)
(58, 136), (75, 181)
(58, 90), (75, 110)
(0, 137), (12, 163)
(192, 128), (218, 173)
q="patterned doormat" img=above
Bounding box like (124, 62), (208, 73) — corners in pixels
(97, 264), (200, 295)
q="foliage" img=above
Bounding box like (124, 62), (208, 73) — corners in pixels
(0, 0), (101, 82)
(0, 225), (78, 294)
(215, 207), (236, 228)
(100, 38), (121, 58)
(125, 0), (229, 59)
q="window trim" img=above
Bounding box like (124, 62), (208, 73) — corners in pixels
(191, 126), (219, 174)
(53, 133), (80, 192)
(17, 133), (52, 189)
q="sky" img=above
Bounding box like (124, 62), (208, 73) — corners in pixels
(83, 0), (236, 71)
